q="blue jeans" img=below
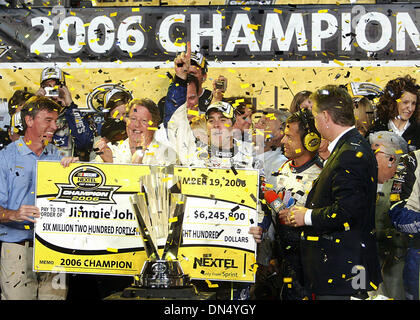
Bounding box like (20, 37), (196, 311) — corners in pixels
(403, 248), (420, 300)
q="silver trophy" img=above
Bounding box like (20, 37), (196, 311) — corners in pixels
(120, 166), (200, 299)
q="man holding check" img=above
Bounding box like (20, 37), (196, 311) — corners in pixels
(0, 96), (78, 300)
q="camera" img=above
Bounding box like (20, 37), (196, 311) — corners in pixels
(215, 80), (227, 91)
(44, 86), (59, 97)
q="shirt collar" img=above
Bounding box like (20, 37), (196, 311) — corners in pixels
(16, 137), (52, 157)
(289, 155), (323, 174)
(15, 137), (33, 156)
(388, 119), (410, 136)
(327, 126), (355, 154)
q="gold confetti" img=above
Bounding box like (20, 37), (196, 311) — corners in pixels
(168, 217), (178, 223)
(205, 279), (219, 288)
(343, 222), (350, 231)
(356, 151), (363, 158)
(251, 263), (258, 273)
(307, 236), (319, 241)
(370, 282), (378, 290)
(247, 24), (259, 30)
(389, 194), (400, 201)
(107, 248), (118, 253)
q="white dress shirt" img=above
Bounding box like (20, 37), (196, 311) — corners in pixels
(304, 126), (355, 226)
(388, 119), (410, 137)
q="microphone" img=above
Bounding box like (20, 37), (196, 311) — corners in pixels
(264, 190), (287, 213)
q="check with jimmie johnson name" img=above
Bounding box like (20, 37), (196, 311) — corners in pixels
(34, 161), (259, 282)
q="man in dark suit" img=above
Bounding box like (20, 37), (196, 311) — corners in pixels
(287, 85), (381, 299)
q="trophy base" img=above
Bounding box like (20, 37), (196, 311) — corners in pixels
(122, 285), (198, 299)
(135, 260), (191, 288)
(104, 260), (216, 300)
(104, 285), (216, 300)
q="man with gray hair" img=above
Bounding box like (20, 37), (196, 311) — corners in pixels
(369, 130), (409, 299)
(369, 131), (408, 185)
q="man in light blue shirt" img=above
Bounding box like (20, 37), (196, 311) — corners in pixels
(0, 96), (77, 300)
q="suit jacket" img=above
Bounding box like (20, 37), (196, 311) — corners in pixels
(301, 128), (382, 296)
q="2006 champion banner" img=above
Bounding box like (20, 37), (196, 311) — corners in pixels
(34, 161), (259, 282)
(1, 4), (420, 121)
(2, 4), (419, 63)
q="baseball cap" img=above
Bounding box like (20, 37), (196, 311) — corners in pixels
(40, 67), (65, 84)
(191, 52), (208, 73)
(104, 87), (133, 107)
(205, 101), (234, 120)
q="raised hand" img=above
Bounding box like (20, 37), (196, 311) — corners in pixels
(174, 41), (191, 80)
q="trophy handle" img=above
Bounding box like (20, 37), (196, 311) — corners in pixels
(130, 195), (160, 260)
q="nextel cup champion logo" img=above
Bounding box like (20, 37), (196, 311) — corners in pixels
(54, 166), (120, 204)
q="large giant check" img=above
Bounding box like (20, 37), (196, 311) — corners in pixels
(34, 161), (259, 282)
